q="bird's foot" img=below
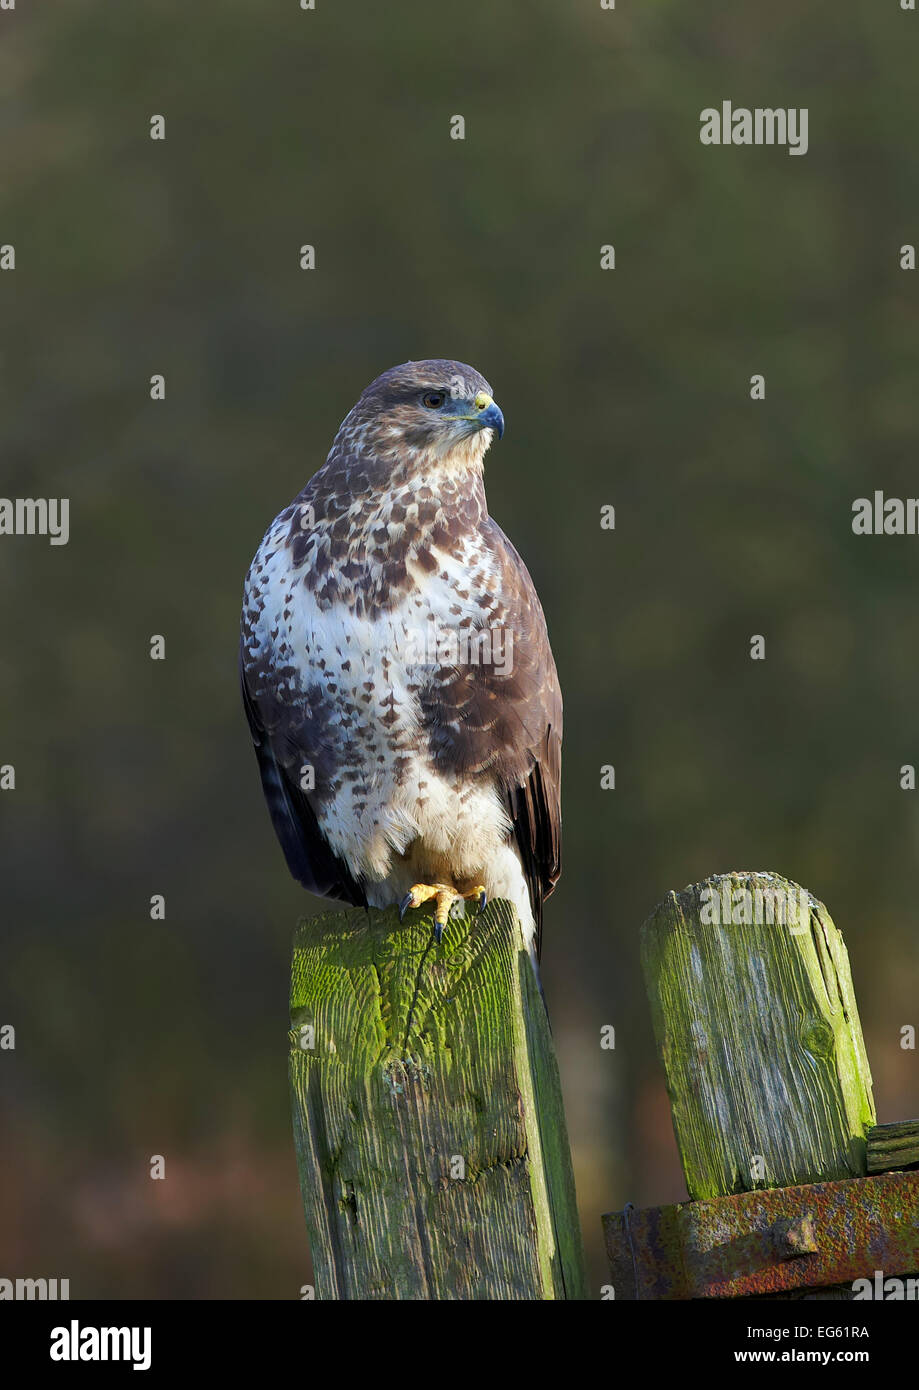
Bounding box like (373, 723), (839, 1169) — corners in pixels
(398, 883), (488, 942)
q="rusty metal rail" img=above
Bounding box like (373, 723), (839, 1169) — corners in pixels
(604, 1170), (919, 1300)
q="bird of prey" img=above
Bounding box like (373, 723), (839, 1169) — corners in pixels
(240, 360), (561, 961)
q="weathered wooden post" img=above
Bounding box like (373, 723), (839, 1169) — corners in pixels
(604, 872), (919, 1299)
(641, 871), (875, 1198)
(289, 898), (588, 1299)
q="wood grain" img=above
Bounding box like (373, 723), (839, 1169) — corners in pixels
(289, 898), (587, 1299)
(640, 871), (876, 1200)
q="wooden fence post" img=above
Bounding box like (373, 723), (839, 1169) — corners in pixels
(640, 871), (875, 1199)
(288, 898), (588, 1300)
(600, 871), (919, 1301)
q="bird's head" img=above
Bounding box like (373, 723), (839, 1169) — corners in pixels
(338, 359), (504, 474)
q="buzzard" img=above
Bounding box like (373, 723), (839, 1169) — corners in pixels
(240, 360), (561, 961)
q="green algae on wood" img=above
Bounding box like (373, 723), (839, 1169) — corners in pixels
(289, 898), (588, 1299)
(640, 872), (875, 1201)
(867, 1120), (919, 1174)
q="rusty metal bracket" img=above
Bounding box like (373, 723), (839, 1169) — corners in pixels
(603, 1170), (919, 1299)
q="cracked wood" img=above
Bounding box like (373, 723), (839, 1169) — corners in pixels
(640, 872), (876, 1201)
(288, 898), (588, 1299)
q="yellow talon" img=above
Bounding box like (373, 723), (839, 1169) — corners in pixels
(399, 882), (488, 941)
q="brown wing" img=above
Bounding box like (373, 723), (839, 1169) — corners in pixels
(417, 522), (562, 958)
(505, 716), (562, 961)
(239, 636), (366, 907)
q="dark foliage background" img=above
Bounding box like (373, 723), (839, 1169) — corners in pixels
(1, 0), (917, 1296)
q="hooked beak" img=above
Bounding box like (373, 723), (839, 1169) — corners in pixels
(453, 389), (504, 439)
(472, 390), (505, 439)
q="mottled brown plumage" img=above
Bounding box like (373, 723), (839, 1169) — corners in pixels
(240, 360), (561, 958)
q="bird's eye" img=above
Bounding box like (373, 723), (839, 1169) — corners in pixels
(421, 391), (445, 410)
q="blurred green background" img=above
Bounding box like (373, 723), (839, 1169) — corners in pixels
(1, 0), (918, 1297)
